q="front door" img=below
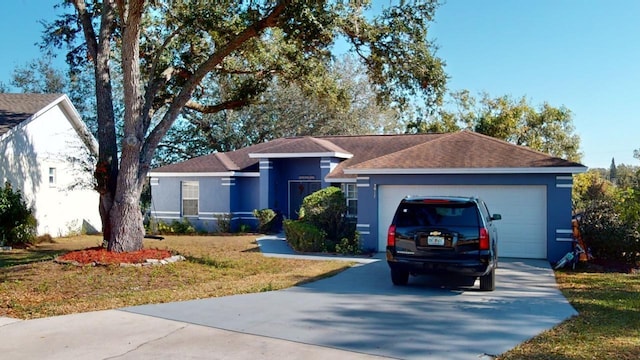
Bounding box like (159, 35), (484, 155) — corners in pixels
(288, 181), (321, 219)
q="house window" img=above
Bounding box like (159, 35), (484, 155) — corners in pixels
(48, 167), (57, 187)
(181, 181), (199, 217)
(341, 183), (357, 217)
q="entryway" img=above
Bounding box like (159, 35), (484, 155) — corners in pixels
(288, 181), (321, 219)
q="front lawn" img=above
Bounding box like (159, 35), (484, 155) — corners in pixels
(0, 235), (350, 319)
(499, 270), (640, 359)
(2, 236), (638, 359)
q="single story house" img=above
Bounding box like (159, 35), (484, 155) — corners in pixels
(149, 131), (587, 262)
(0, 93), (101, 236)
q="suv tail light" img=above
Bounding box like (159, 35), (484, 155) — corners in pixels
(479, 228), (490, 250)
(387, 225), (396, 247)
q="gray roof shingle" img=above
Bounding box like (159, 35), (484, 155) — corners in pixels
(0, 93), (63, 137)
(150, 131), (585, 176)
(346, 131), (584, 171)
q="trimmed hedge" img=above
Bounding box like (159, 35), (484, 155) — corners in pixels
(283, 220), (326, 252)
(299, 186), (347, 241)
(253, 208), (281, 234)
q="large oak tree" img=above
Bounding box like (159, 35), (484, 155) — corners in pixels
(43, 0), (446, 252)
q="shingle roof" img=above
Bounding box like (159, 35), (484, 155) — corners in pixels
(151, 137), (290, 173)
(346, 131), (584, 171)
(0, 93), (64, 137)
(248, 136), (351, 157)
(318, 133), (446, 179)
(150, 131), (585, 176)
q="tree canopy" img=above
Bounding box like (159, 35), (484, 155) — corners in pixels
(154, 55), (401, 165)
(409, 90), (582, 162)
(42, 0), (447, 252)
(1, 57), (66, 94)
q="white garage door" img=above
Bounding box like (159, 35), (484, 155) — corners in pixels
(378, 185), (547, 259)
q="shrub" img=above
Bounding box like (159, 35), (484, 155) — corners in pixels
(253, 208), (280, 234)
(299, 187), (347, 241)
(215, 213), (232, 233)
(155, 218), (196, 235)
(156, 220), (174, 235)
(172, 219), (196, 235)
(238, 223), (250, 233)
(579, 199), (640, 265)
(283, 220), (326, 252)
(34, 233), (55, 244)
(335, 232), (361, 255)
(0, 182), (37, 246)
(62, 219), (83, 237)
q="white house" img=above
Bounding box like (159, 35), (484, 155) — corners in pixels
(0, 93), (101, 236)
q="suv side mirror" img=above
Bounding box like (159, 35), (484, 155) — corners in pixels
(491, 214), (502, 221)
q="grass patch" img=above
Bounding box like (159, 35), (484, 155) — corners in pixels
(499, 270), (640, 359)
(0, 235), (351, 319)
(0, 249), (65, 268)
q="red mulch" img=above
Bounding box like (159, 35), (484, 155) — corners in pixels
(57, 247), (172, 265)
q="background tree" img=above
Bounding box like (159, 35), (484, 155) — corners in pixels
(572, 170), (614, 212)
(6, 56), (66, 94)
(43, 0), (447, 252)
(609, 158), (617, 184)
(0, 57), (100, 134)
(154, 56), (400, 165)
(410, 90), (582, 162)
(574, 164), (640, 266)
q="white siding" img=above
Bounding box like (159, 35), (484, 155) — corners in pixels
(1, 100), (101, 236)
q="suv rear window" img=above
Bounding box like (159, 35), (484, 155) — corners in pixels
(395, 201), (480, 228)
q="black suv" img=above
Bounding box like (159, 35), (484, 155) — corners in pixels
(386, 196), (501, 291)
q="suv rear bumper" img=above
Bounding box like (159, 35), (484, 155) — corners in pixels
(387, 250), (494, 277)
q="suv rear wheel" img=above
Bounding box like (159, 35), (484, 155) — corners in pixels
(391, 268), (409, 286)
(479, 268), (495, 291)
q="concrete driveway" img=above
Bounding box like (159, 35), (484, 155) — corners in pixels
(124, 245), (577, 359)
(0, 236), (577, 359)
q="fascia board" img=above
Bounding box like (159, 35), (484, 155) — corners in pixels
(148, 171), (259, 177)
(343, 167), (588, 175)
(249, 152), (353, 159)
(323, 177), (357, 183)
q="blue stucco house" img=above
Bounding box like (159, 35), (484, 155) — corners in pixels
(149, 131), (586, 262)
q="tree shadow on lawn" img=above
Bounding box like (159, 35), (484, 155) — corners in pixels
(0, 249), (66, 268)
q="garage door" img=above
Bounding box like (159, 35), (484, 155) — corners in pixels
(378, 185), (547, 259)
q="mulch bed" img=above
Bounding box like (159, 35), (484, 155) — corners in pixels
(584, 259), (640, 274)
(56, 247), (173, 266)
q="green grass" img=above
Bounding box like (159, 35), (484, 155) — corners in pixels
(0, 235), (351, 319)
(3, 236), (638, 359)
(499, 270), (640, 359)
(0, 249), (66, 268)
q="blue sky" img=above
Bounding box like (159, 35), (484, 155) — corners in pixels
(1, 0), (638, 169)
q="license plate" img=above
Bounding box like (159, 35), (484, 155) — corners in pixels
(427, 236), (445, 246)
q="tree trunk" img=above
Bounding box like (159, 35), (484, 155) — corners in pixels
(107, 188), (144, 252)
(99, 193), (113, 247)
(106, 0), (146, 253)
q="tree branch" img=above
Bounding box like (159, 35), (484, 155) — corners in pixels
(71, 0), (99, 64)
(142, 24), (187, 134)
(184, 99), (249, 114)
(140, 0), (291, 179)
(215, 66), (279, 76)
